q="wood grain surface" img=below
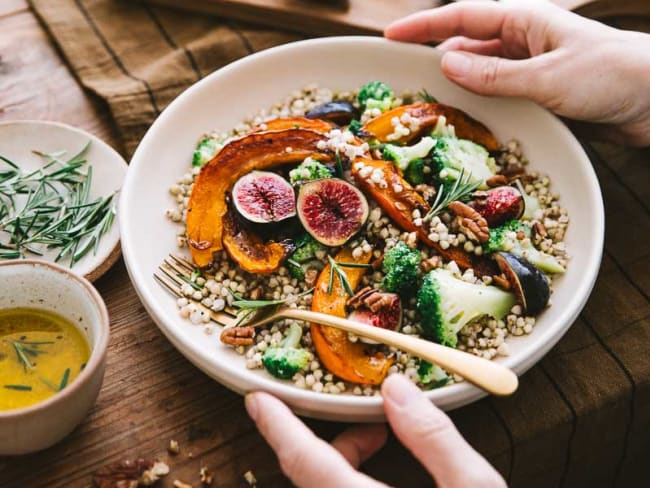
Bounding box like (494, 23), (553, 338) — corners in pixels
(0, 2), (649, 487)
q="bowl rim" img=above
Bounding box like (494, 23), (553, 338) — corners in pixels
(121, 36), (604, 415)
(0, 259), (110, 419)
(0, 119), (126, 283)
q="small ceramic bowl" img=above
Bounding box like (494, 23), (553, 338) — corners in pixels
(0, 260), (109, 455)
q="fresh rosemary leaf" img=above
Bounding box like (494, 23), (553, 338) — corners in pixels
(59, 368), (71, 390)
(335, 262), (372, 269)
(334, 152), (344, 179)
(423, 169), (481, 221)
(0, 141), (117, 267)
(418, 88), (438, 103)
(40, 376), (59, 392)
(327, 256), (356, 296)
(3, 384), (32, 391)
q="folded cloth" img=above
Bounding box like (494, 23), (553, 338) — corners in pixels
(30, 0), (300, 157)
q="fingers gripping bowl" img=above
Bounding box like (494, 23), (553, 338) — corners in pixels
(120, 37), (604, 422)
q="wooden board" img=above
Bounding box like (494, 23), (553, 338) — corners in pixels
(143, 0), (650, 36)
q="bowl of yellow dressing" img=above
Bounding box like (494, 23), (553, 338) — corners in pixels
(0, 260), (109, 455)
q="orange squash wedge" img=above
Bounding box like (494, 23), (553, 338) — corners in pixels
(254, 117), (333, 134)
(363, 103), (500, 151)
(311, 248), (393, 385)
(221, 208), (292, 274)
(186, 129), (332, 268)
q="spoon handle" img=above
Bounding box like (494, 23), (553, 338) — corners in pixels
(281, 308), (518, 396)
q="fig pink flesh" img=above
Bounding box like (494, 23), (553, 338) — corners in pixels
(233, 171), (295, 223)
(298, 179), (368, 245)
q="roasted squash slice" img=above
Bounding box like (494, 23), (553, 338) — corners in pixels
(187, 129), (332, 267)
(352, 158), (497, 276)
(222, 208), (292, 275)
(311, 248), (393, 385)
(363, 103), (500, 151)
(254, 117), (333, 134)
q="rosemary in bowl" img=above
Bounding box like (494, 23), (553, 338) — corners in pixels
(0, 142), (117, 267)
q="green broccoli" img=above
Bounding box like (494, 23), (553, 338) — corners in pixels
(382, 242), (421, 297)
(287, 235), (326, 280)
(417, 360), (450, 388)
(289, 158), (333, 185)
(382, 136), (436, 171)
(192, 135), (221, 167)
(357, 81), (395, 112)
(348, 119), (363, 135)
(484, 220), (565, 274)
(417, 269), (516, 347)
(431, 136), (496, 189)
(404, 158), (427, 186)
(262, 323), (310, 379)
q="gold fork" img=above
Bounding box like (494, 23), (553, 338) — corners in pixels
(155, 254), (518, 396)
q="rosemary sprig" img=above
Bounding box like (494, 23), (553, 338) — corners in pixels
(0, 142), (117, 267)
(418, 88), (438, 103)
(7, 339), (52, 371)
(423, 169), (481, 221)
(334, 152), (344, 179)
(327, 256), (360, 296)
(3, 384), (32, 391)
(230, 288), (315, 325)
(59, 368), (71, 390)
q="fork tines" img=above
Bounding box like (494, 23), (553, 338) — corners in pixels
(154, 253), (238, 327)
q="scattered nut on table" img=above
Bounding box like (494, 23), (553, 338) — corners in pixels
(167, 439), (180, 455)
(199, 466), (214, 486)
(93, 459), (169, 488)
(243, 470), (257, 486)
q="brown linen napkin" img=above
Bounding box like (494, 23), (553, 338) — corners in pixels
(28, 2), (649, 487)
(30, 0), (301, 157)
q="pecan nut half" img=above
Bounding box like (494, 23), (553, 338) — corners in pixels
(220, 326), (255, 345)
(448, 201), (490, 243)
(93, 459), (169, 488)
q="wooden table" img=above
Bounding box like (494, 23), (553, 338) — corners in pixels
(1, 2), (649, 487)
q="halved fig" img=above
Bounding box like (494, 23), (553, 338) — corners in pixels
(495, 252), (550, 315)
(254, 117), (333, 133)
(186, 129), (332, 268)
(362, 103), (500, 151)
(306, 101), (358, 125)
(472, 186), (525, 227)
(348, 293), (402, 345)
(297, 178), (369, 247)
(232, 171), (296, 224)
(222, 207), (293, 275)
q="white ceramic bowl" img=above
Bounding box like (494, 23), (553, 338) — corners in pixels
(0, 120), (126, 282)
(0, 260), (110, 455)
(121, 37), (604, 422)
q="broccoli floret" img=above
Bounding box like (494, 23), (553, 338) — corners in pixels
(382, 242), (421, 297)
(192, 135), (221, 167)
(382, 136), (436, 171)
(289, 158), (333, 185)
(348, 119), (363, 135)
(484, 220), (565, 274)
(291, 234), (325, 262)
(431, 136), (496, 189)
(417, 360), (450, 388)
(404, 158), (427, 185)
(417, 269), (516, 347)
(357, 81), (395, 112)
(287, 235), (326, 280)
(262, 323), (310, 379)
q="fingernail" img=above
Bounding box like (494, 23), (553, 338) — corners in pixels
(443, 51), (473, 77)
(245, 393), (259, 421)
(382, 374), (421, 407)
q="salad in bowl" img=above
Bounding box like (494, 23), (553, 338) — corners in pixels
(164, 80), (569, 397)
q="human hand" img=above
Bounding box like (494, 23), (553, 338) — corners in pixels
(245, 374), (505, 487)
(385, 0), (650, 146)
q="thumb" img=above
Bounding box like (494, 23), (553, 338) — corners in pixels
(382, 374), (505, 488)
(441, 50), (541, 100)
